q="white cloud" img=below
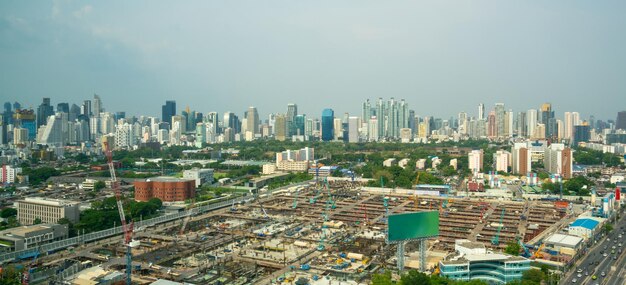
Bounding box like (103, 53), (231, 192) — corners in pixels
(73, 5), (93, 19)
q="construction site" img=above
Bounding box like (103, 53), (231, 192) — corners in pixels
(44, 177), (576, 285)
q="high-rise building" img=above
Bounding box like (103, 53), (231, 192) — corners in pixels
(348, 116), (359, 143)
(246, 106), (259, 135)
(362, 99), (371, 122)
(321, 108), (334, 141)
(274, 114), (287, 141)
(37, 113), (65, 146)
(478, 103), (485, 121)
(294, 115), (305, 136)
(540, 103), (556, 138)
(511, 143), (531, 175)
(527, 109), (537, 139)
(93, 94), (103, 116)
(616, 111), (626, 130)
(516, 111), (527, 137)
(81, 100), (91, 117)
(468, 150), (483, 174)
(487, 111), (496, 138)
(493, 150), (511, 173)
(36, 98), (54, 128)
(494, 103), (506, 137)
(545, 144), (572, 179)
(573, 124), (590, 146)
(162, 100), (176, 127)
(286, 103), (297, 137)
(223, 112), (240, 134)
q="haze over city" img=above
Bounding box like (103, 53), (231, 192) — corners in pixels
(1, 1), (625, 119)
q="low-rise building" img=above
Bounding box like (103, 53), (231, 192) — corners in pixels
(568, 217), (604, 240)
(0, 224), (68, 252)
(16, 197), (80, 225)
(307, 166), (339, 177)
(134, 177), (195, 202)
(262, 164), (277, 175)
(439, 239), (530, 284)
(276, 160), (309, 172)
(383, 158), (397, 167)
(182, 168), (214, 188)
(544, 233), (583, 254)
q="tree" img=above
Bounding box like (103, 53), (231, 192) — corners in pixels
(0, 208), (17, 218)
(400, 270), (431, 285)
(604, 223), (613, 233)
(521, 269), (543, 285)
(148, 198), (163, 209)
(94, 180), (106, 191)
(505, 241), (521, 256)
(371, 271), (393, 285)
(33, 217), (42, 225)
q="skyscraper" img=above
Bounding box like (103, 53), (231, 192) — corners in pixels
(246, 106), (259, 135)
(93, 94), (103, 117)
(321, 108), (334, 141)
(37, 98), (54, 128)
(162, 100), (176, 127)
(494, 103), (505, 137)
(527, 109), (537, 139)
(286, 103), (297, 137)
(616, 111), (626, 130)
(478, 103), (485, 121)
(274, 114), (287, 141)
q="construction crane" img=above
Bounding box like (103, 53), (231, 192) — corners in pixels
(491, 208), (505, 246)
(324, 178), (336, 209)
(317, 186), (333, 251)
(179, 198), (196, 236)
(104, 142), (135, 285)
(532, 243), (545, 259)
(518, 238), (531, 258)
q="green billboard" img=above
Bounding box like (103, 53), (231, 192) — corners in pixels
(387, 211), (439, 242)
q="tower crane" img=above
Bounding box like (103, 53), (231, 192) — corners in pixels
(491, 208), (505, 246)
(104, 142), (135, 285)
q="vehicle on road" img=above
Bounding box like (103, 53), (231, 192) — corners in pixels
(572, 278), (577, 283)
(601, 271), (606, 277)
(592, 275), (597, 280)
(577, 268), (583, 273)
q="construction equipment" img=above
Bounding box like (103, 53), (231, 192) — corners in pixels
(532, 243), (545, 259)
(179, 199), (195, 236)
(292, 189), (299, 209)
(104, 142), (135, 285)
(491, 208), (505, 246)
(518, 238), (531, 258)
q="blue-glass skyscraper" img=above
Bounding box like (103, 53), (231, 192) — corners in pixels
(321, 108), (334, 141)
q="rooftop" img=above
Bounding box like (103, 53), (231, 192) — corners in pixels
(145, 176), (194, 183)
(545, 233), (583, 247)
(570, 218), (600, 230)
(20, 197), (79, 207)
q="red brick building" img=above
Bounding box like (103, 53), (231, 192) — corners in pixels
(134, 177), (196, 202)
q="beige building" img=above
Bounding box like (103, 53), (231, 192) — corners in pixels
(17, 197), (80, 225)
(276, 161), (309, 172)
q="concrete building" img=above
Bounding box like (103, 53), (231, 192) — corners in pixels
(182, 168), (214, 188)
(400, 128), (412, 143)
(493, 150), (511, 173)
(348, 116), (359, 143)
(398, 158), (410, 169)
(416, 159), (427, 170)
(568, 217), (604, 240)
(1, 165), (22, 184)
(450, 159), (458, 170)
(262, 164), (277, 175)
(134, 177), (195, 202)
(0, 224), (68, 252)
(439, 239), (530, 284)
(468, 150), (483, 174)
(544, 233), (583, 254)
(276, 161), (310, 172)
(511, 143), (531, 175)
(544, 143), (573, 179)
(16, 197), (80, 225)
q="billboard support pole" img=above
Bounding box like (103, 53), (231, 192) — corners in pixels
(419, 239), (426, 272)
(396, 241), (405, 271)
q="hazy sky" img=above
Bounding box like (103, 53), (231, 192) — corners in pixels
(1, 1), (625, 120)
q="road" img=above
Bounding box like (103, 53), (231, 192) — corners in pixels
(561, 208), (625, 285)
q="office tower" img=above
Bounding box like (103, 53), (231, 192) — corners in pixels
(333, 118), (343, 140)
(468, 150), (483, 173)
(617, 111), (626, 130)
(162, 100), (176, 127)
(246, 106), (259, 135)
(206, 112), (219, 134)
(321, 108), (334, 141)
(223, 112), (240, 134)
(115, 112), (126, 121)
(511, 143), (531, 175)
(398, 99), (409, 130)
(274, 114), (287, 141)
(81, 100), (91, 117)
(506, 110), (514, 137)
(478, 103), (485, 120)
(494, 103), (505, 137)
(458, 112), (468, 135)
(527, 109), (537, 139)
(37, 98), (54, 128)
(295, 115), (305, 136)
(13, 128), (28, 145)
(37, 113), (64, 145)
(564, 112), (580, 140)
(573, 124), (591, 146)
(362, 99), (371, 122)
(545, 144), (572, 179)
(2, 102), (12, 126)
(368, 117), (378, 141)
(171, 115), (186, 134)
(14, 109), (37, 140)
(195, 123), (206, 148)
(376, 98), (385, 139)
(487, 111), (496, 138)
(286, 103), (297, 137)
(516, 112), (527, 137)
(0, 114), (5, 145)
(114, 123), (132, 149)
(93, 94), (103, 116)
(55, 103), (69, 114)
(408, 110), (416, 133)
(540, 103), (556, 138)
(348, 117), (359, 143)
(69, 104), (81, 121)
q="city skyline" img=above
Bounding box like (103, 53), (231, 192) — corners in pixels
(1, 1), (625, 119)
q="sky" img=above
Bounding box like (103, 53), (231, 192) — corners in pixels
(1, 1), (625, 121)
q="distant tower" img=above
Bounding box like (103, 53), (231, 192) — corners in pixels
(617, 111), (626, 130)
(162, 100), (176, 126)
(478, 103), (485, 121)
(321, 109), (335, 141)
(37, 98), (54, 128)
(93, 94), (103, 117)
(246, 106), (259, 135)
(286, 103), (297, 137)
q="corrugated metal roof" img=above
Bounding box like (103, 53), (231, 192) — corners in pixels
(570, 218), (599, 230)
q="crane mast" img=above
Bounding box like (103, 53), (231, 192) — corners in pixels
(104, 142), (133, 285)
